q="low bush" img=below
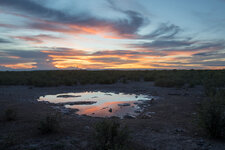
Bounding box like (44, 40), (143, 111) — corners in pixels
(0, 70), (224, 88)
(198, 91), (225, 139)
(38, 113), (61, 134)
(154, 78), (184, 88)
(93, 120), (130, 150)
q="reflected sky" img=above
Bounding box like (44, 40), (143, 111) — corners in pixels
(38, 91), (152, 118)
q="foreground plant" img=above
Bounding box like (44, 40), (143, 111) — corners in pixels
(198, 91), (225, 139)
(93, 120), (130, 150)
(38, 113), (61, 134)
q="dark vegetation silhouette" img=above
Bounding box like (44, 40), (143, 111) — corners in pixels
(0, 70), (224, 89)
(38, 113), (61, 134)
(93, 120), (130, 150)
(198, 89), (225, 139)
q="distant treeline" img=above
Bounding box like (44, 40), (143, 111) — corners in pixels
(0, 70), (224, 89)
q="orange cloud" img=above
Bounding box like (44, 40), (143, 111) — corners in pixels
(3, 62), (37, 69)
(41, 48), (197, 69)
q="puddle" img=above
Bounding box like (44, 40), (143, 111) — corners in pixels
(38, 91), (153, 118)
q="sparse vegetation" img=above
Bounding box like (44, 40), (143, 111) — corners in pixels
(198, 90), (225, 139)
(93, 120), (130, 150)
(38, 113), (61, 134)
(0, 70), (224, 88)
(4, 108), (17, 121)
(154, 78), (184, 88)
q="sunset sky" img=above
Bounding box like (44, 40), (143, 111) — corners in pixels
(0, 0), (225, 70)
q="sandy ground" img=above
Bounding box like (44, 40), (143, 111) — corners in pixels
(0, 82), (225, 150)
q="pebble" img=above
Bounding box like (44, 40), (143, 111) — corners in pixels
(118, 103), (131, 106)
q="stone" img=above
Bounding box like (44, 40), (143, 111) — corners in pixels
(147, 112), (155, 115)
(56, 101), (97, 106)
(175, 128), (185, 133)
(123, 114), (136, 119)
(118, 103), (131, 106)
(57, 95), (81, 98)
(104, 93), (112, 96)
(110, 116), (120, 119)
(140, 112), (153, 119)
(134, 110), (141, 113)
(140, 114), (151, 119)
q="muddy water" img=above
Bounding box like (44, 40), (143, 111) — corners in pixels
(38, 91), (153, 118)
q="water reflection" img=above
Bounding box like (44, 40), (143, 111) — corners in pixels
(38, 91), (152, 118)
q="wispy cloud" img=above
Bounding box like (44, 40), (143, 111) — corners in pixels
(0, 0), (148, 39)
(1, 45), (224, 70)
(12, 34), (61, 44)
(0, 37), (12, 43)
(0, 0), (225, 70)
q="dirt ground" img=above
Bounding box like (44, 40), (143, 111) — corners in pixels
(0, 82), (224, 150)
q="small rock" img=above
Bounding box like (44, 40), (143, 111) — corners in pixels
(118, 103), (130, 107)
(134, 110), (141, 113)
(57, 95), (81, 98)
(140, 113), (152, 119)
(137, 99), (145, 101)
(147, 112), (156, 115)
(110, 116), (120, 119)
(149, 98), (155, 104)
(57, 101), (97, 105)
(123, 114), (136, 119)
(175, 128), (185, 133)
(109, 108), (112, 112)
(101, 107), (108, 110)
(140, 115), (151, 119)
(105, 93), (112, 96)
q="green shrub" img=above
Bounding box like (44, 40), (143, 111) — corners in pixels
(4, 108), (17, 121)
(38, 113), (61, 134)
(198, 92), (225, 139)
(93, 120), (130, 150)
